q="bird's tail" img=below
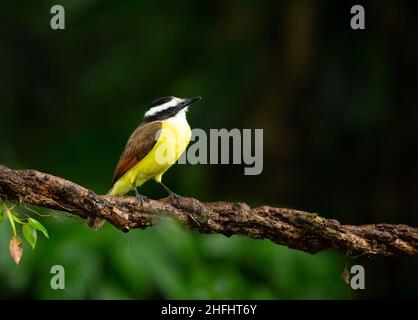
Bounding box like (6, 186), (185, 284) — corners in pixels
(107, 185), (122, 196)
(106, 179), (131, 196)
(107, 185), (116, 196)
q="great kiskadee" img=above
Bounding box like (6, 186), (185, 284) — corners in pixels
(108, 96), (201, 203)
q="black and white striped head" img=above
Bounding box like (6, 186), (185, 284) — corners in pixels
(143, 96), (201, 122)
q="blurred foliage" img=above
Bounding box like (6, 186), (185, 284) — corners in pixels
(0, 214), (350, 299)
(0, 216), (350, 299)
(0, 0), (417, 299)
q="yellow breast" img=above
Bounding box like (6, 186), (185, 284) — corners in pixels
(132, 116), (191, 184)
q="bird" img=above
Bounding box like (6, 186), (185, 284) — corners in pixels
(107, 96), (201, 204)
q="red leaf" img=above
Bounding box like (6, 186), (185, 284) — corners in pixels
(9, 235), (23, 265)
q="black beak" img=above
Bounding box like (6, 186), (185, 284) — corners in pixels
(181, 96), (202, 109)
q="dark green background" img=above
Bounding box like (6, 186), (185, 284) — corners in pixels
(0, 0), (417, 299)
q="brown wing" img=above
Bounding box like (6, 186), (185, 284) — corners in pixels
(111, 121), (162, 185)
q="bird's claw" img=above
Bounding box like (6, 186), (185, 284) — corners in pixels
(132, 183), (148, 206)
(168, 192), (198, 225)
(136, 194), (148, 206)
(169, 192), (181, 207)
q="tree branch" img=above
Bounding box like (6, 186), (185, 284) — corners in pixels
(0, 165), (417, 257)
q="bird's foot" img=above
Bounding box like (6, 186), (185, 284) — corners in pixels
(168, 192), (198, 225)
(135, 194), (148, 206)
(132, 185), (147, 206)
(168, 191), (182, 207)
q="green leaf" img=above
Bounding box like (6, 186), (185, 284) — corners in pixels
(11, 213), (26, 224)
(28, 217), (49, 239)
(23, 223), (37, 250)
(0, 206), (3, 224)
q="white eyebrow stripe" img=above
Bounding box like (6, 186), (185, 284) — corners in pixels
(144, 98), (181, 117)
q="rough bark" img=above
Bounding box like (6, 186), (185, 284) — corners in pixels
(0, 165), (417, 257)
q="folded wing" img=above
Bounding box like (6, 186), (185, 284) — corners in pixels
(111, 121), (162, 185)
